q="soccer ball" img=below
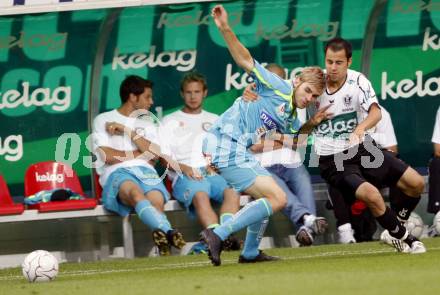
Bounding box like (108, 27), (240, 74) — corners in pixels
(22, 250), (59, 283)
(405, 212), (424, 239)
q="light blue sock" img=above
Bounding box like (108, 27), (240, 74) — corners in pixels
(135, 200), (171, 233)
(213, 198), (273, 240)
(241, 218), (269, 259)
(160, 213), (172, 232)
(220, 213), (234, 225)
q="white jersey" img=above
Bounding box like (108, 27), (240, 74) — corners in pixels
(310, 69), (379, 156)
(162, 110), (218, 172)
(432, 106), (440, 144)
(253, 108), (306, 167)
(92, 109), (162, 186)
(371, 106), (397, 149)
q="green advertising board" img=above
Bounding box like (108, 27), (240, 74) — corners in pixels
(1, 0), (439, 195)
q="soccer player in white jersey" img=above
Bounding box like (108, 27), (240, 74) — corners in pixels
(92, 75), (186, 256)
(162, 72), (241, 253)
(328, 106), (399, 243)
(428, 106), (440, 235)
(301, 37), (426, 253)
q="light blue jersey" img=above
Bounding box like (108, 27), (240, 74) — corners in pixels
(203, 60), (302, 192)
(211, 60), (302, 147)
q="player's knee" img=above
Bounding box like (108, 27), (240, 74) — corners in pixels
(125, 187), (144, 206)
(412, 175), (425, 195)
(150, 197), (164, 211)
(192, 192), (210, 208)
(223, 189), (240, 208)
(358, 186), (382, 206)
(272, 190), (287, 211)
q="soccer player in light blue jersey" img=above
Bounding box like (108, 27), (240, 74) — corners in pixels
(200, 5), (326, 266)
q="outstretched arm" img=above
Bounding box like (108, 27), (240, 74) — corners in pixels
(212, 5), (254, 72)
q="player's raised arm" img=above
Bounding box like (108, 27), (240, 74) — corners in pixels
(212, 5), (254, 73)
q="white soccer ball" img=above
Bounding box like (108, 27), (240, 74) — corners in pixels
(405, 212), (424, 239)
(22, 250), (59, 283)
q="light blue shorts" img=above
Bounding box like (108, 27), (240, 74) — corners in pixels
(102, 166), (170, 216)
(203, 129), (270, 193)
(217, 163), (270, 193)
(172, 168), (229, 217)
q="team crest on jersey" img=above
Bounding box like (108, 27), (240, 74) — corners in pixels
(343, 95), (353, 106)
(347, 79), (355, 85)
(202, 122), (213, 131)
(275, 103), (286, 117)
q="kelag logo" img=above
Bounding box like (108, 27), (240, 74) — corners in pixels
(0, 135), (23, 162)
(112, 47), (196, 72)
(35, 172), (64, 183)
(316, 112), (358, 138)
(0, 32), (67, 51)
(0, 82), (71, 112)
(381, 71), (440, 99)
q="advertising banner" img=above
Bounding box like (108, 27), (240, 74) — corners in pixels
(1, 0), (439, 194)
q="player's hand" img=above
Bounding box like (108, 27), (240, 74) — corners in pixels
(242, 83), (259, 102)
(182, 165), (203, 181)
(309, 105), (333, 126)
(206, 164), (219, 175)
(349, 126), (365, 145)
(106, 122), (127, 136)
(211, 5), (229, 29)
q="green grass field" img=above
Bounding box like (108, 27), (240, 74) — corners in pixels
(1, 238), (440, 295)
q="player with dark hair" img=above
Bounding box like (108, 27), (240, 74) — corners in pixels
(93, 75), (186, 256)
(301, 37), (426, 253)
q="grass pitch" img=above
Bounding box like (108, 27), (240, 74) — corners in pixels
(1, 238), (440, 295)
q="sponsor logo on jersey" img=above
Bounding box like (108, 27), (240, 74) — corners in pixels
(260, 111), (279, 130)
(202, 122), (213, 131)
(255, 126), (268, 137)
(315, 111), (358, 138)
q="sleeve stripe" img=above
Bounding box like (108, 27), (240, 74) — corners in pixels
(252, 67), (293, 102)
(252, 67), (273, 89)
